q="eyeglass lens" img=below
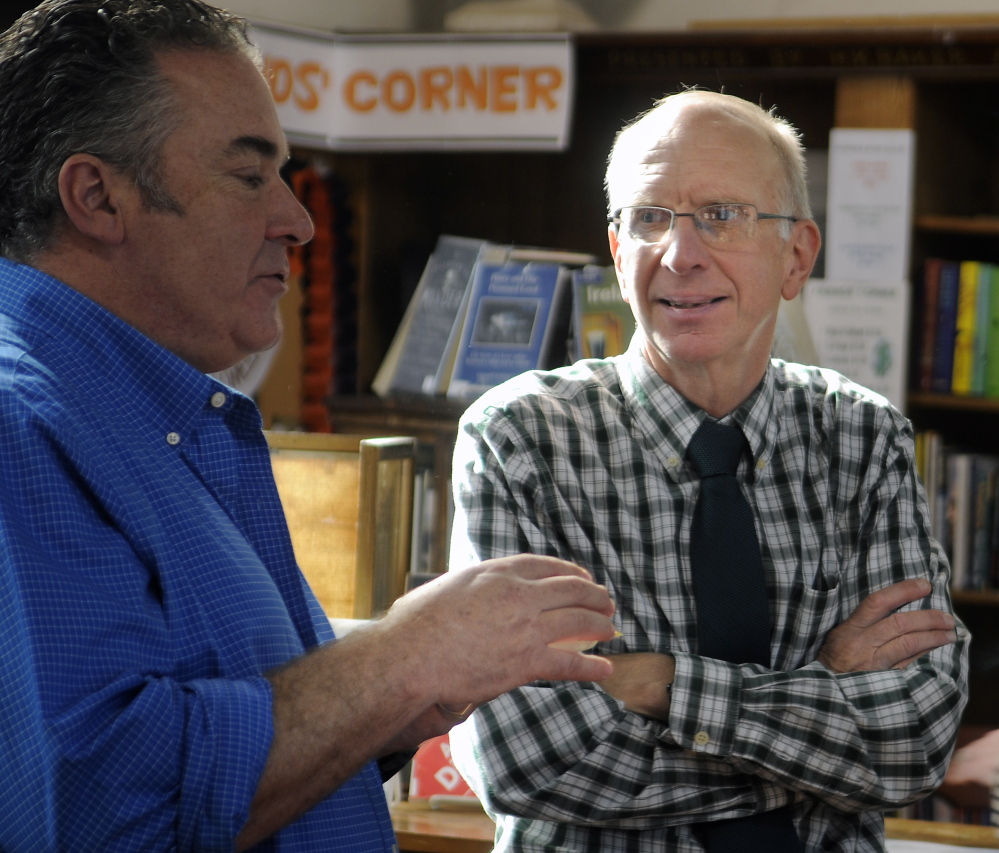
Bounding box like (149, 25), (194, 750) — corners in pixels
(619, 203), (759, 245)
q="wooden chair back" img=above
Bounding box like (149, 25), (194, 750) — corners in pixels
(264, 431), (415, 619)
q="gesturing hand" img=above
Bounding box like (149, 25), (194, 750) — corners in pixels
(818, 578), (957, 673)
(380, 554), (617, 711)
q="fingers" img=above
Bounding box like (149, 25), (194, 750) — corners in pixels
(885, 625), (958, 670)
(534, 574), (616, 617)
(485, 553), (594, 583)
(820, 601), (956, 672)
(543, 651), (614, 683)
(542, 605), (618, 648)
(844, 578), (932, 628)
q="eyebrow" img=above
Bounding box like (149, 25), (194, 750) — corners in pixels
(224, 135), (284, 162)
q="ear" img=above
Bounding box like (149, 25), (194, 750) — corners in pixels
(607, 223), (631, 303)
(57, 154), (126, 246)
(780, 219), (822, 301)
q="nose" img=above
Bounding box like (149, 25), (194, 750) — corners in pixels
(269, 179), (315, 246)
(659, 214), (710, 274)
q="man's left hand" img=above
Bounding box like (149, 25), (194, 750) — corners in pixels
(818, 578), (957, 673)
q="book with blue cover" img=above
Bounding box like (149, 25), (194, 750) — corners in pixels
(447, 260), (572, 401)
(930, 260), (961, 394)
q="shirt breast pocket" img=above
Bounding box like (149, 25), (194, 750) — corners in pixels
(773, 581), (844, 670)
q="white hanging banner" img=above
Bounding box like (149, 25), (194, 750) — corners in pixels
(249, 25), (574, 151)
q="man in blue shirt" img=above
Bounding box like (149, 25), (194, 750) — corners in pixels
(0, 1), (618, 850)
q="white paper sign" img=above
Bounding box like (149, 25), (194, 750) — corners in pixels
(249, 26), (573, 151)
(825, 128), (915, 283)
(803, 278), (911, 411)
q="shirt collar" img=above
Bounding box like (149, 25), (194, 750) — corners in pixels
(616, 336), (782, 482)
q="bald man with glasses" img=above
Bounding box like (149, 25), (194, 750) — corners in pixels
(447, 90), (968, 853)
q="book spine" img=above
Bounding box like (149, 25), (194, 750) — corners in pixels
(948, 452), (972, 590)
(918, 258), (942, 392)
(986, 264), (999, 398)
(930, 261), (960, 394)
(951, 260), (980, 396)
(972, 262), (993, 396)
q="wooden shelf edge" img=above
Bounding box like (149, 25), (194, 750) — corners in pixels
(885, 817), (999, 847)
(907, 392), (999, 413)
(952, 588), (999, 606)
(916, 215), (999, 236)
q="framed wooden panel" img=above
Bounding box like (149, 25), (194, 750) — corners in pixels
(265, 431), (415, 618)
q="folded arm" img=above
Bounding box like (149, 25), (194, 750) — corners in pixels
(448, 410), (968, 827)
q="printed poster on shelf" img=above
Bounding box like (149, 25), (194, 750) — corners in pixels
(802, 278), (910, 412)
(824, 128), (915, 284)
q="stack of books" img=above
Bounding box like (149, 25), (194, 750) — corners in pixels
(917, 258), (999, 397)
(372, 234), (635, 402)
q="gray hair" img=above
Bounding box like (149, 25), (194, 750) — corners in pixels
(0, 0), (259, 263)
(605, 90), (812, 238)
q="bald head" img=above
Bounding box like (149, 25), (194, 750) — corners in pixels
(605, 91), (811, 227)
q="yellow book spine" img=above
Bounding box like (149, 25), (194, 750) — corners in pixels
(952, 260), (980, 395)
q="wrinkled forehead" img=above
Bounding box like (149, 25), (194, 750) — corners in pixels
(607, 98), (782, 209)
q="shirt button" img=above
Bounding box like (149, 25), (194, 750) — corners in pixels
(165, 432), (181, 446)
(756, 457), (767, 471)
(210, 391), (227, 408)
(667, 454), (680, 468)
(694, 730), (711, 746)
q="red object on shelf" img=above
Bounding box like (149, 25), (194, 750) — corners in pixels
(409, 734), (478, 801)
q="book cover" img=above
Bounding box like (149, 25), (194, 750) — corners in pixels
(371, 234), (486, 397)
(951, 259), (980, 396)
(571, 264), (635, 360)
(930, 260), (961, 394)
(447, 260), (571, 401)
(918, 258), (942, 392)
(972, 262), (993, 396)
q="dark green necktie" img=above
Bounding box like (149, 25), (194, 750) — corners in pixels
(687, 419), (805, 852)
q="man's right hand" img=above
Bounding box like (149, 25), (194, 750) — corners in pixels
(818, 578), (957, 673)
(240, 554), (615, 849)
(377, 554), (617, 712)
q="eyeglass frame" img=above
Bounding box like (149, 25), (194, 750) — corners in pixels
(607, 203), (799, 246)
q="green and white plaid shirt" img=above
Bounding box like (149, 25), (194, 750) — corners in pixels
(448, 341), (969, 853)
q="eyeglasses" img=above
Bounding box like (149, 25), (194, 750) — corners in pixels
(608, 203), (797, 247)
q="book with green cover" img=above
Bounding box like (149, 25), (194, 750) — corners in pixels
(951, 259), (981, 396)
(571, 265), (636, 361)
(972, 262), (993, 396)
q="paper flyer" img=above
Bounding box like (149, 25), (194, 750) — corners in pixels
(803, 278), (911, 411)
(825, 128), (915, 283)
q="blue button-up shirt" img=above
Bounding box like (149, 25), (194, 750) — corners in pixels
(0, 258), (397, 852)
